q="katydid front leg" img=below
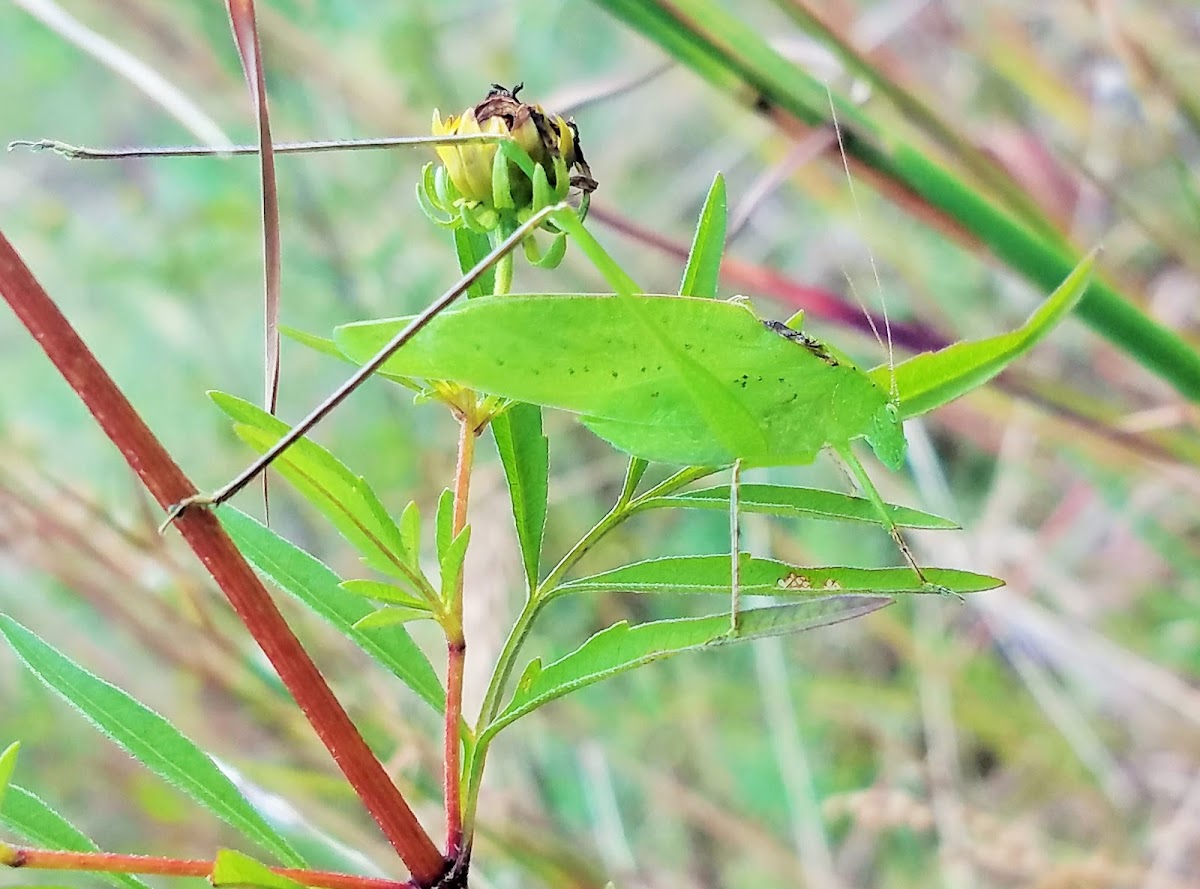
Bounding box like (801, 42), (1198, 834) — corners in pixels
(833, 443), (958, 598)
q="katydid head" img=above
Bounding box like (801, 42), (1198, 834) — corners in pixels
(866, 399), (906, 471)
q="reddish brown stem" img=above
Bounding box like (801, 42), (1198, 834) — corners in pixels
(444, 636), (466, 857)
(6, 848), (411, 889)
(0, 232), (445, 885)
(443, 414), (477, 859)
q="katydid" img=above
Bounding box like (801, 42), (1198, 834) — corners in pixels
(15, 88), (1090, 609)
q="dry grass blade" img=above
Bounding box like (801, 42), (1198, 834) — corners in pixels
(226, 0), (282, 518)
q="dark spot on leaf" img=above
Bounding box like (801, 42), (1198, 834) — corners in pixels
(611, 371), (619, 379)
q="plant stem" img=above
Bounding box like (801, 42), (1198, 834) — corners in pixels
(4, 848), (408, 889)
(462, 594), (544, 836)
(475, 463), (718, 734)
(443, 409), (477, 858)
(491, 219), (516, 296)
(0, 232), (445, 884)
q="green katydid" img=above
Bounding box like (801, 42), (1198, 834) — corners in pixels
(329, 180), (1094, 617)
(17, 89), (1091, 616)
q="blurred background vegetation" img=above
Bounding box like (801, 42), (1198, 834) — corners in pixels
(2, 1), (1199, 887)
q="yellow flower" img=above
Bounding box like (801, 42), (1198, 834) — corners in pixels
(431, 83), (596, 210)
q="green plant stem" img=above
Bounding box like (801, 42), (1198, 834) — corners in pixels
(460, 594), (543, 839)
(3, 847), (407, 889)
(491, 221), (516, 296)
(464, 462), (720, 830)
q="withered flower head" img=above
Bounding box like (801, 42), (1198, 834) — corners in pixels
(423, 83), (596, 231)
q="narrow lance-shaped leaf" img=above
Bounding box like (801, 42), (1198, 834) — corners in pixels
(435, 487), (454, 564)
(0, 784), (153, 889)
(679, 173), (727, 298)
(547, 555), (1002, 599)
(212, 392), (425, 591)
(484, 596), (890, 740)
(220, 509), (446, 715)
(492, 402), (549, 592)
(340, 579), (431, 610)
(636, 483), (958, 529)
(440, 525), (472, 603)
(281, 325), (417, 387)
(0, 742), (17, 807)
(872, 253), (1095, 418)
(0, 615), (303, 866)
(353, 607), (434, 630)
(211, 849), (306, 889)
(454, 227), (497, 298)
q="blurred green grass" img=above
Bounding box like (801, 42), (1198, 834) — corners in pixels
(2, 2), (1199, 888)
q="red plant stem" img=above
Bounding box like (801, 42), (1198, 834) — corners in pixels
(444, 635), (466, 855)
(6, 848), (410, 889)
(0, 232), (445, 885)
(443, 413), (477, 858)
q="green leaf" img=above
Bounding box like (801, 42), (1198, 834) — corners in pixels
(638, 483), (958, 529)
(871, 253), (1095, 418)
(212, 392), (426, 590)
(679, 173), (727, 298)
(440, 526), (472, 602)
(340, 579), (430, 610)
(435, 488), (454, 565)
(0, 742), (17, 808)
(549, 555), (1002, 598)
(0, 785), (152, 889)
(399, 500), (421, 565)
(211, 849), (306, 889)
(492, 402), (549, 591)
(281, 326), (416, 388)
(219, 509), (445, 714)
(353, 606), (435, 630)
(486, 596), (890, 738)
(334, 295), (894, 467)
(454, 228), (496, 298)
(0, 616), (303, 866)
(279, 325), (344, 362)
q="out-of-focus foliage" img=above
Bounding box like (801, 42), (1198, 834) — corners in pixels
(1, 2), (1198, 887)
